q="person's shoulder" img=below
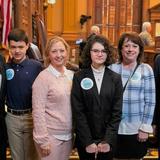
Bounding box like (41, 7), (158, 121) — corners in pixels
(65, 68), (74, 80)
(0, 55), (6, 66)
(32, 69), (48, 87)
(27, 58), (42, 66)
(27, 59), (43, 71)
(108, 63), (120, 68)
(34, 68), (50, 81)
(139, 31), (149, 37)
(5, 61), (12, 69)
(139, 31), (144, 35)
(0, 54), (5, 61)
(74, 68), (90, 78)
(140, 63), (153, 73)
(66, 68), (74, 75)
(141, 63), (152, 68)
(108, 63), (121, 71)
(106, 67), (121, 78)
(154, 54), (160, 62)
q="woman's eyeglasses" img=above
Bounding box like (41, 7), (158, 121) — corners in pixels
(91, 49), (107, 54)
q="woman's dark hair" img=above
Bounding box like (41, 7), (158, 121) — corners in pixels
(80, 35), (114, 68)
(8, 28), (29, 45)
(118, 32), (144, 64)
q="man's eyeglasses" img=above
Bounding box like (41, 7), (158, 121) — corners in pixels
(91, 49), (107, 54)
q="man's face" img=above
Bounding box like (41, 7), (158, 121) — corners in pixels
(9, 40), (29, 63)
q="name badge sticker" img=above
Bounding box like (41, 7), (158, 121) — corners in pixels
(131, 72), (141, 81)
(6, 69), (14, 80)
(81, 78), (93, 90)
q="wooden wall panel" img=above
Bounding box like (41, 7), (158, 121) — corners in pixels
(46, 0), (88, 42)
(149, 0), (160, 8)
(90, 0), (142, 45)
(132, 0), (142, 32)
(13, 0), (44, 42)
(13, 0), (32, 40)
(62, 0), (87, 41)
(47, 1), (63, 37)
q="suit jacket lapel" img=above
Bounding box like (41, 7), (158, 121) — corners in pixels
(100, 67), (110, 98)
(85, 68), (101, 105)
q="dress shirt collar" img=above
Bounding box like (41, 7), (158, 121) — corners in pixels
(10, 58), (28, 67)
(47, 64), (68, 78)
(91, 65), (105, 74)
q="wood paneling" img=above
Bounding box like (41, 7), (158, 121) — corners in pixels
(13, 0), (32, 40)
(90, 0), (142, 45)
(148, 3), (160, 40)
(46, 0), (63, 37)
(13, 0), (44, 42)
(46, 0), (88, 42)
(62, 0), (87, 41)
(143, 49), (155, 68)
(149, 0), (160, 8)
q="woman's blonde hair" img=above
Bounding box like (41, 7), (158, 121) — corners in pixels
(43, 36), (70, 67)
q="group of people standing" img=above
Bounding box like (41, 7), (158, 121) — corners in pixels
(0, 23), (159, 160)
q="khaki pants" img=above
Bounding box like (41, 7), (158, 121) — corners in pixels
(6, 112), (39, 160)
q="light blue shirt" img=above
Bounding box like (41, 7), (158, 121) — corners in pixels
(109, 63), (155, 134)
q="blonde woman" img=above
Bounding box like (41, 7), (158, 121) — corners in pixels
(32, 36), (73, 160)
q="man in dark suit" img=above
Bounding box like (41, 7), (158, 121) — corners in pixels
(0, 54), (7, 160)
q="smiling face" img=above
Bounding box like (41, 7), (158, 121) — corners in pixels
(121, 38), (140, 65)
(90, 42), (107, 68)
(9, 40), (29, 63)
(49, 41), (68, 69)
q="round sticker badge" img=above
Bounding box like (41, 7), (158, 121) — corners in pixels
(131, 72), (141, 81)
(81, 78), (93, 90)
(6, 69), (15, 80)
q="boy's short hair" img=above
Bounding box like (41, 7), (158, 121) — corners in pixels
(8, 28), (29, 44)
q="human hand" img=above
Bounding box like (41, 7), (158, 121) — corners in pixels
(40, 144), (51, 157)
(97, 142), (110, 153)
(85, 143), (98, 153)
(138, 130), (149, 142)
